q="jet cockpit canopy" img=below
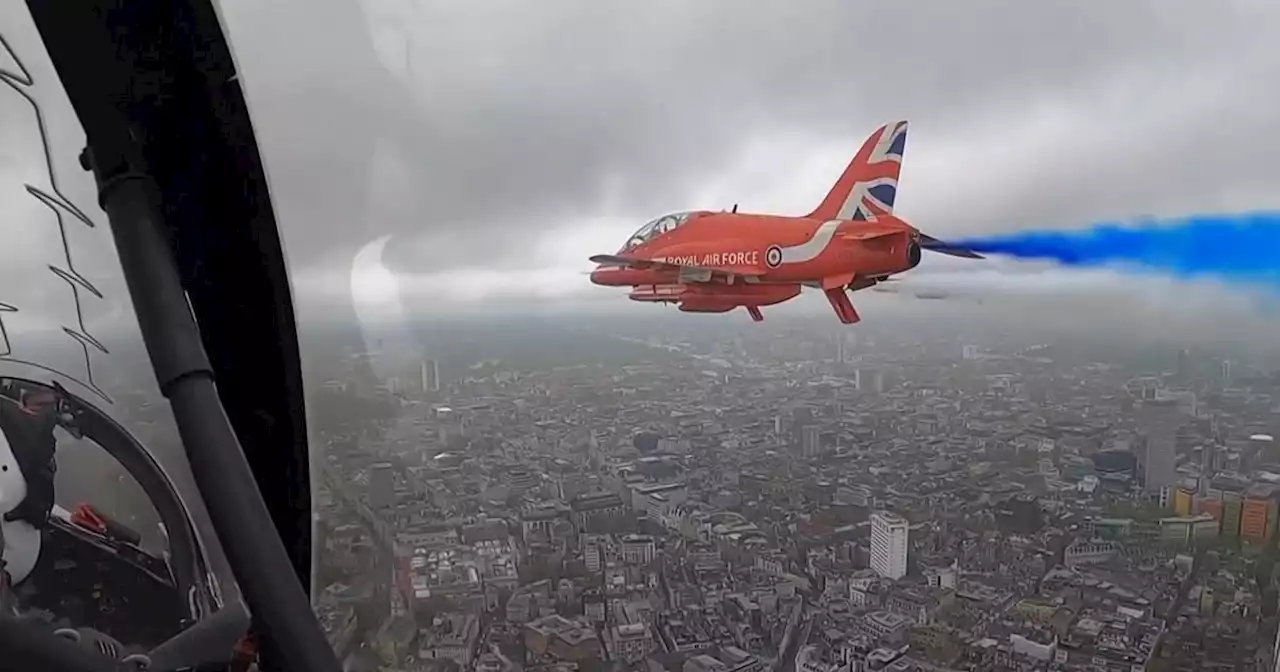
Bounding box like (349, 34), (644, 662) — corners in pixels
(621, 211), (698, 251)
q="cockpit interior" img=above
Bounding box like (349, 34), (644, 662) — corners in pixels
(0, 377), (221, 657)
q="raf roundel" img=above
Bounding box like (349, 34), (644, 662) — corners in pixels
(765, 245), (783, 268)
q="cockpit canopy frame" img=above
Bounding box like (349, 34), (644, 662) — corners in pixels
(621, 211), (698, 251)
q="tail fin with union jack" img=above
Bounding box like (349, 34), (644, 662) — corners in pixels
(805, 120), (907, 222)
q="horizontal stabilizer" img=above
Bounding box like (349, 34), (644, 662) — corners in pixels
(918, 234), (984, 259)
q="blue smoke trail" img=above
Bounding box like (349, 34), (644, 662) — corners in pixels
(949, 211), (1280, 289)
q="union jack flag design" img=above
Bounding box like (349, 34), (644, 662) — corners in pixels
(806, 120), (909, 223)
(840, 120), (907, 221)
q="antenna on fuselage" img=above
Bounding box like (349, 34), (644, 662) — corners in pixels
(731, 204), (738, 213)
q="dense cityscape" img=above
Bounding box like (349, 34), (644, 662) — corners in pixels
(302, 313), (1280, 672)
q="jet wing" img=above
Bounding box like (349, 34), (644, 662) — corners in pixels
(589, 254), (765, 279)
(589, 254), (662, 269)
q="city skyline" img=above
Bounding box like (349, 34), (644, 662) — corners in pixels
(303, 313), (1280, 671)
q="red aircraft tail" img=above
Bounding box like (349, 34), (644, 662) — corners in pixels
(805, 120), (907, 222)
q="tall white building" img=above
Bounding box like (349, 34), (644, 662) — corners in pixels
(870, 511), (909, 580)
(421, 358), (441, 393)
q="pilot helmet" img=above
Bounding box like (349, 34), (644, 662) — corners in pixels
(0, 393), (58, 584)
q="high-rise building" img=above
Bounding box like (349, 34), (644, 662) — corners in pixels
(835, 333), (858, 363)
(801, 425), (821, 457)
(1200, 442), (1218, 494)
(420, 358), (441, 393)
(1139, 398), (1181, 494)
(369, 462), (395, 510)
(790, 407), (814, 454)
(870, 511), (909, 580)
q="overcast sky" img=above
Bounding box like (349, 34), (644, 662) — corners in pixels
(5, 0), (1280, 374)
(221, 0), (1280, 315)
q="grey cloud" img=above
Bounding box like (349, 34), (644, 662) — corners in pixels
(8, 1), (1280, 344)
(217, 0), (1280, 276)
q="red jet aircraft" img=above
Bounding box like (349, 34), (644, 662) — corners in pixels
(589, 120), (981, 324)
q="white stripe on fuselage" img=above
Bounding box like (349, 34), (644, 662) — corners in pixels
(778, 220), (841, 265)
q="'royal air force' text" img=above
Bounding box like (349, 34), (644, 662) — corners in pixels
(656, 251), (760, 267)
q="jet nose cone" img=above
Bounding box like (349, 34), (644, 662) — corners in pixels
(590, 265), (611, 285)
